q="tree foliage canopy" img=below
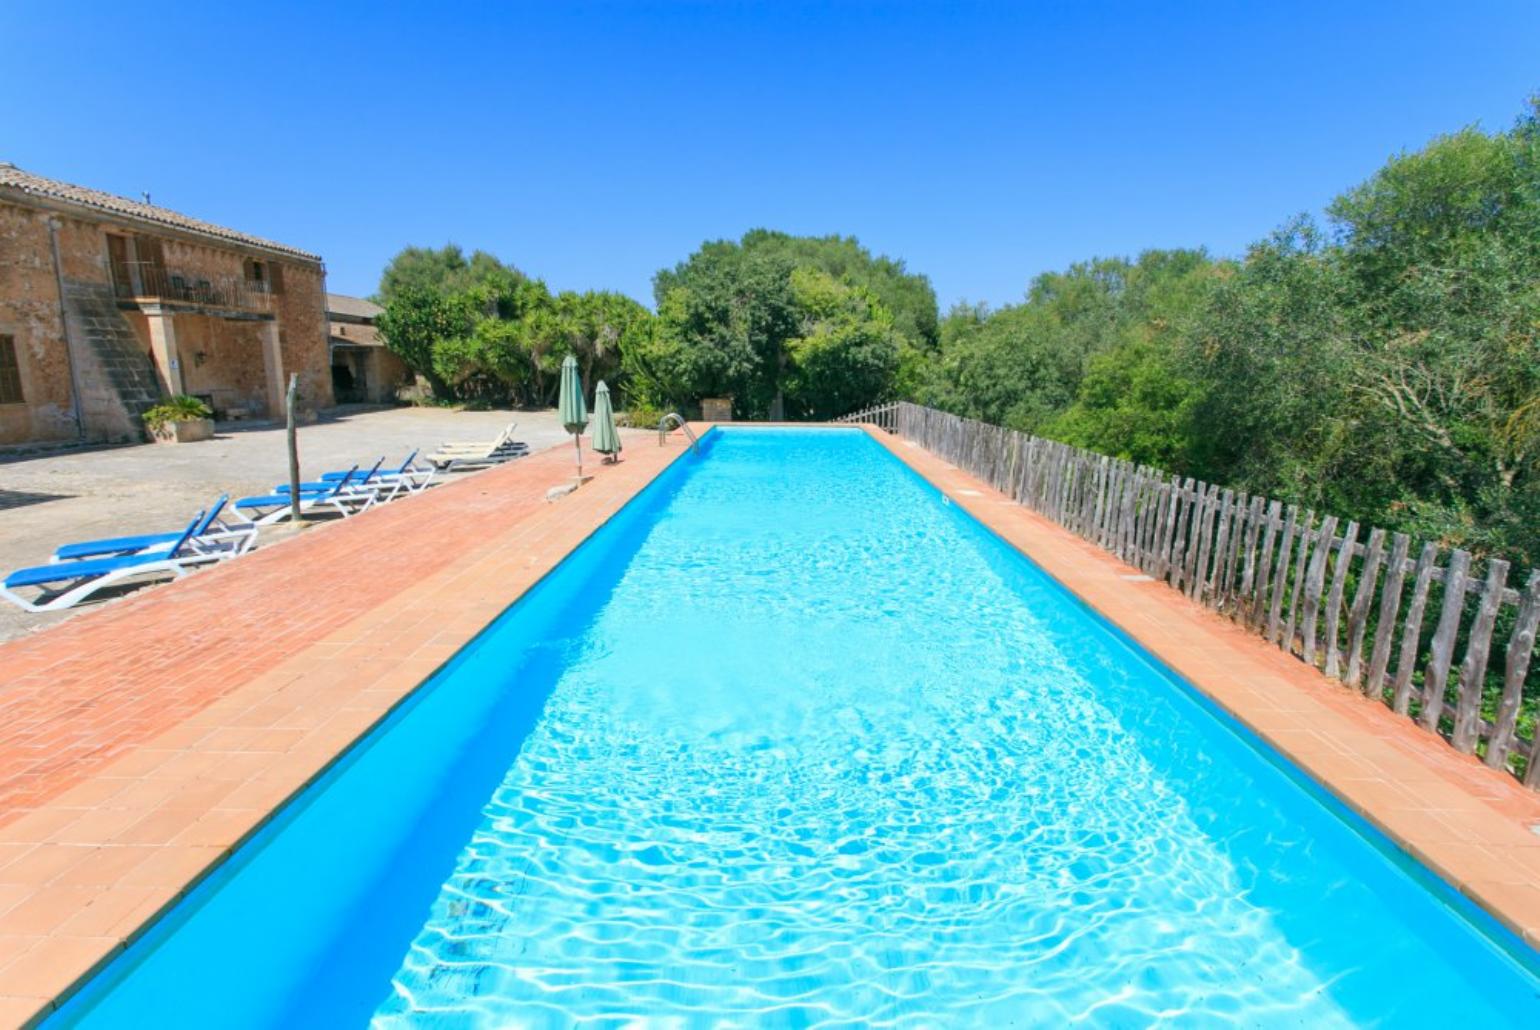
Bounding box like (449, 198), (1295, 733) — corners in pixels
(634, 231), (922, 418)
(369, 98), (1540, 565)
(375, 244), (524, 305)
(375, 245), (645, 408)
(910, 99), (1540, 565)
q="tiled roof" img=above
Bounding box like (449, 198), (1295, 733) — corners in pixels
(0, 162), (322, 263)
(326, 293), (383, 320)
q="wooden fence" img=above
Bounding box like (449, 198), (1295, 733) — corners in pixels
(843, 401), (1540, 787)
(832, 403), (899, 433)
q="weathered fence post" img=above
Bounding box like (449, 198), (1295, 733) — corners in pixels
(1322, 521), (1358, 679)
(1489, 571), (1540, 771)
(1343, 527), (1386, 689)
(1418, 550), (1472, 733)
(1450, 559), (1509, 753)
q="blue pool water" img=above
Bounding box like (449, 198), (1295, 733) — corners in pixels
(56, 428), (1540, 1026)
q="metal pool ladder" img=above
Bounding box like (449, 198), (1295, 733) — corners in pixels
(658, 412), (699, 453)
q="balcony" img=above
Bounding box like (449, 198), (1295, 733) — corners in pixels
(112, 261), (273, 316)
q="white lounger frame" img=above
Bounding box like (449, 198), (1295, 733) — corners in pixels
(236, 485), (384, 527)
(1, 551), (231, 613)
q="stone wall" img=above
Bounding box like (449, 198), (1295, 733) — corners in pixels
(0, 204), (82, 443)
(128, 311), (269, 417)
(139, 239), (333, 415)
(370, 347), (411, 401)
(0, 196), (331, 443)
(273, 262), (333, 412)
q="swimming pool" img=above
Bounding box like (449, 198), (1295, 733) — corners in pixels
(54, 427), (1540, 1025)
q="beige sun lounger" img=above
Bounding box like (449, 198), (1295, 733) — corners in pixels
(435, 421), (518, 452)
(427, 422), (529, 470)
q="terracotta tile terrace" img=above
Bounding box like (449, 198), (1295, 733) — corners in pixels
(1, 423), (1538, 1024)
(0, 433), (690, 1024)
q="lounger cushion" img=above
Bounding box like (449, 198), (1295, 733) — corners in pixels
(55, 532), (178, 560)
(6, 551), (169, 589)
(320, 452), (420, 480)
(319, 469), (423, 481)
(236, 489), (359, 509)
(234, 494), (293, 509)
(53, 495), (230, 561)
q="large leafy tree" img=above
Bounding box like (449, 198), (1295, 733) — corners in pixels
(1323, 108), (1540, 555)
(556, 291), (653, 394)
(781, 269), (900, 420)
(913, 250), (1215, 435)
(901, 97), (1540, 564)
(646, 242), (804, 417)
(449, 277), (558, 403)
(375, 244), (524, 305)
(645, 232), (919, 417)
(1182, 221), (1362, 510)
(729, 230), (939, 349)
(375, 286), (476, 399)
(374, 245), (653, 407)
(1184, 107), (1540, 559)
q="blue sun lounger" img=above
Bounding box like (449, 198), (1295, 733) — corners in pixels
(317, 450), (435, 493)
(2, 512), (229, 613)
(234, 464), (380, 525)
(274, 458), (394, 498)
(50, 495), (255, 563)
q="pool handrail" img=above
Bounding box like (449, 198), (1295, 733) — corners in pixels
(658, 413), (699, 453)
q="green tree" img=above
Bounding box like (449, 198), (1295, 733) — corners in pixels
(913, 250), (1215, 434)
(1183, 222), (1363, 511)
(555, 291), (652, 391)
(781, 269), (900, 420)
(729, 230), (939, 349)
(375, 244), (524, 305)
(1323, 106), (1540, 559)
(1049, 339), (1199, 469)
(648, 242), (800, 417)
(903, 98), (1540, 564)
(648, 231), (932, 417)
(375, 286), (475, 398)
(372, 243), (660, 408)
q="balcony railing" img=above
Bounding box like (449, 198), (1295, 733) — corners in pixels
(112, 261), (273, 313)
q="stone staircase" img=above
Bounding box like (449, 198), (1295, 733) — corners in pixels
(63, 282), (164, 439)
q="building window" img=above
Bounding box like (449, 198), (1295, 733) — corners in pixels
(0, 336), (23, 404)
(243, 259), (283, 295)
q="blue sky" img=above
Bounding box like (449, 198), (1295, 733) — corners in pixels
(4, 2), (1537, 310)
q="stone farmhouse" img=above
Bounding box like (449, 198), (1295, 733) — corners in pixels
(0, 163), (332, 445)
(327, 293), (409, 405)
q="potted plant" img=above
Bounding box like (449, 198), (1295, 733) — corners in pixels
(143, 395), (215, 444)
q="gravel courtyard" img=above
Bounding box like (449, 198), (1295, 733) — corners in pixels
(0, 407), (638, 642)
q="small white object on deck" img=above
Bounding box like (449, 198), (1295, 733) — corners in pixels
(1119, 574), (1156, 582)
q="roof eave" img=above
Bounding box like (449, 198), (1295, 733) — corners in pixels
(0, 185), (324, 266)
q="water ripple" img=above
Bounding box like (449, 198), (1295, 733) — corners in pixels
(371, 431), (1510, 1027)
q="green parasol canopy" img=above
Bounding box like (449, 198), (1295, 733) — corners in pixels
(558, 353), (588, 476)
(592, 380), (622, 462)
